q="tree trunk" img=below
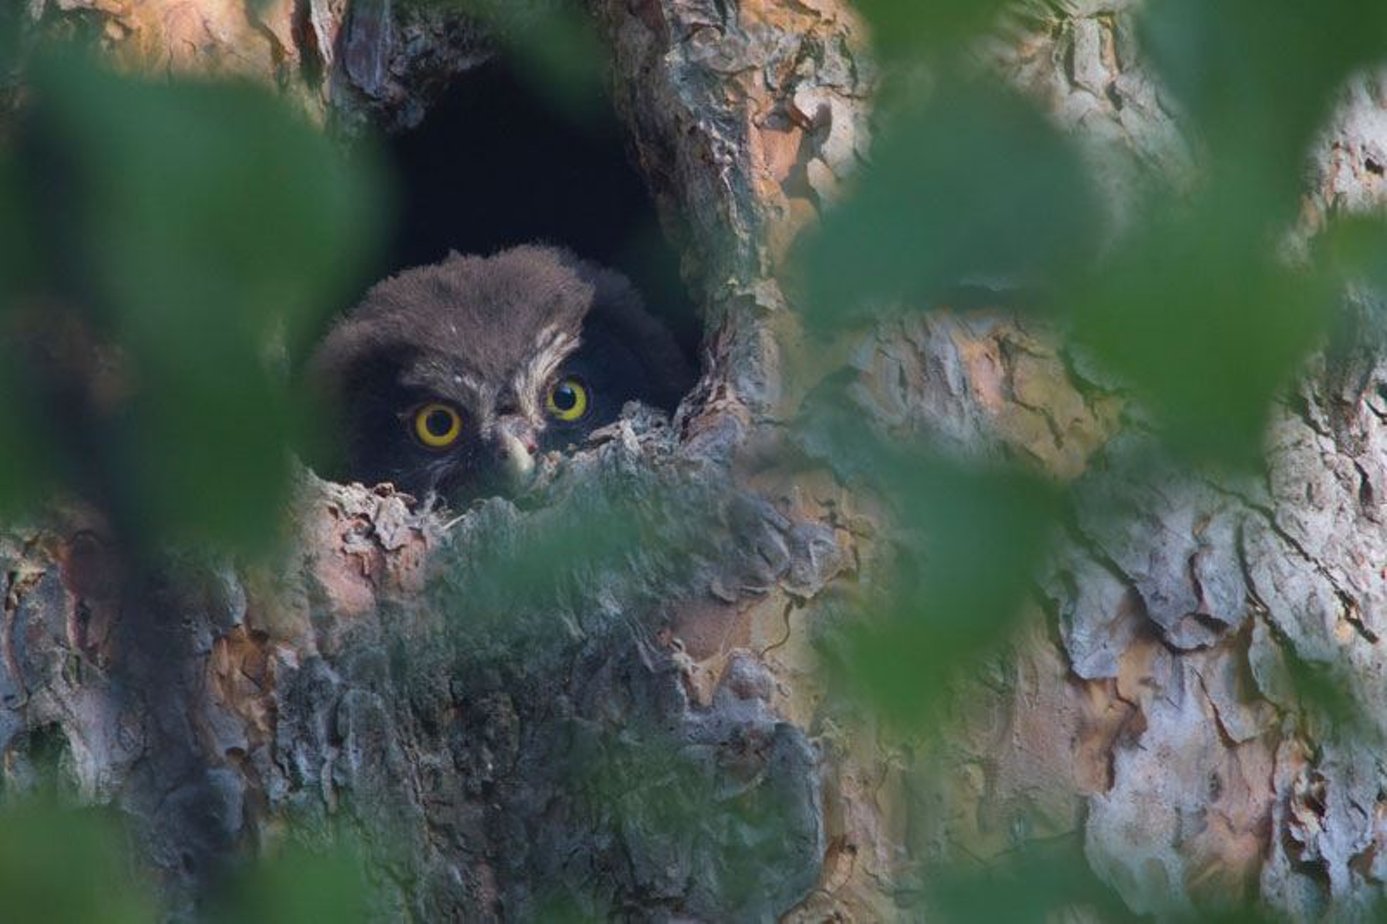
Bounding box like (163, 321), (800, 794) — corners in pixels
(8, 0), (1387, 920)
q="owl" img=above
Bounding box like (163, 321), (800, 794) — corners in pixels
(309, 245), (693, 504)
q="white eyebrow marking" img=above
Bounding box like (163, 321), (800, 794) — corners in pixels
(514, 329), (578, 421)
(473, 381), (499, 434)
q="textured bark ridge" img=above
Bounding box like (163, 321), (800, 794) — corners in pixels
(11, 0), (1387, 920)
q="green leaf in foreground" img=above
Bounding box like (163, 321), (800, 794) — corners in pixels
(1069, 204), (1335, 468)
(0, 799), (157, 924)
(854, 0), (1016, 59)
(927, 842), (1132, 924)
(1320, 215), (1387, 297)
(440, 0), (607, 120)
(207, 838), (372, 924)
(0, 51), (386, 552)
(795, 79), (1099, 330)
(1140, 0), (1387, 215)
(799, 389), (1061, 724)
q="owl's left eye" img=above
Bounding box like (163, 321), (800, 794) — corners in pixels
(546, 376), (590, 422)
(412, 402), (463, 448)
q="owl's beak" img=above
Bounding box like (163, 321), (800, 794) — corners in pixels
(493, 415), (538, 489)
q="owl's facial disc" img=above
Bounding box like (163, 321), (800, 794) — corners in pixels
(316, 246), (696, 508)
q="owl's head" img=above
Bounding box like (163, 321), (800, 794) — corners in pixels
(310, 245), (692, 504)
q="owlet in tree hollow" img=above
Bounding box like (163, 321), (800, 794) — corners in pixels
(310, 245), (693, 504)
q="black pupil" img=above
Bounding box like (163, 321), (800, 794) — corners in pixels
(426, 408), (453, 436)
(553, 383), (577, 412)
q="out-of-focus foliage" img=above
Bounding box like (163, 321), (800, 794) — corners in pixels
(0, 50), (385, 554)
(826, 458), (1056, 725)
(1060, 0), (1387, 465)
(0, 798), (158, 924)
(535, 719), (812, 919)
(207, 837), (373, 924)
(431, 463), (716, 653)
(798, 79), (1099, 327)
(800, 384), (1059, 722)
(0, 795), (371, 924)
(1140, 0), (1387, 202)
(854, 0), (1014, 58)
(3, 0), (1387, 917)
(793, 0), (1387, 763)
(926, 844), (1134, 923)
(798, 0), (1387, 466)
(442, 0), (607, 118)
(1068, 208), (1338, 463)
(1324, 217), (1387, 297)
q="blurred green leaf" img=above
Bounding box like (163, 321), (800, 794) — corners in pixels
(1320, 214), (1387, 295)
(0, 51), (386, 552)
(430, 461), (723, 675)
(830, 466), (1058, 724)
(0, 3), (19, 99)
(855, 0), (1015, 58)
(927, 843), (1132, 924)
(1069, 203), (1335, 467)
(1282, 651), (1368, 740)
(0, 355), (53, 514)
(554, 718), (809, 918)
(1056, 0), (1387, 466)
(207, 838), (372, 924)
(0, 799), (158, 924)
(800, 387), (1061, 723)
(437, 482), (658, 629)
(26, 52), (383, 356)
(532, 891), (605, 923)
(442, 0), (607, 119)
(796, 78), (1100, 329)
(1140, 0), (1387, 217)
(1175, 911), (1290, 924)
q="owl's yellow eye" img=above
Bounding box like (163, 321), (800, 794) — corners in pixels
(412, 402), (463, 448)
(546, 377), (589, 422)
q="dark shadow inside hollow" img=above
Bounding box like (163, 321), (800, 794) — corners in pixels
(380, 59), (702, 366)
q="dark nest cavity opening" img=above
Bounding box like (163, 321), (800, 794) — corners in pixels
(381, 59), (702, 369)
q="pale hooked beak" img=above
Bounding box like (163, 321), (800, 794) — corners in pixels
(494, 415), (538, 489)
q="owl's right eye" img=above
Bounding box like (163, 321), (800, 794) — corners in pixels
(412, 402), (463, 449)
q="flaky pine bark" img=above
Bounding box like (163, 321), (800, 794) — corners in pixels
(8, 0), (1387, 920)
